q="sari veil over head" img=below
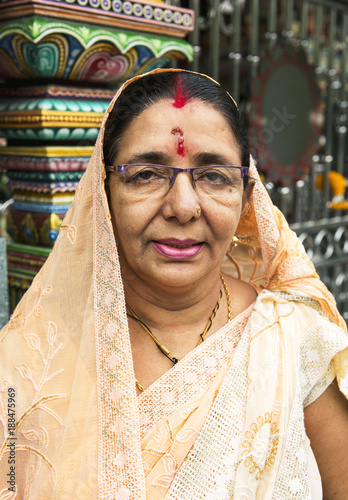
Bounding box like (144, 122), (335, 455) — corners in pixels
(1, 68), (347, 499)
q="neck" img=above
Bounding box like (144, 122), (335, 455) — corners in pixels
(122, 269), (226, 341)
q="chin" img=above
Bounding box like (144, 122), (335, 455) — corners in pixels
(143, 263), (215, 290)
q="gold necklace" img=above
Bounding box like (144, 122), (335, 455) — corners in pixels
(128, 274), (232, 392)
(220, 274), (232, 322)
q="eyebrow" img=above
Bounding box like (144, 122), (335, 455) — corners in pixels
(124, 151), (169, 165)
(123, 151), (239, 166)
(191, 152), (239, 166)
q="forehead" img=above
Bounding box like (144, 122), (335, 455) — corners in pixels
(116, 99), (241, 162)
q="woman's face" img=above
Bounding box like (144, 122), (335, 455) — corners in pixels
(108, 98), (247, 292)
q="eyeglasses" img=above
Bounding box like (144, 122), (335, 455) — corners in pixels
(105, 164), (249, 197)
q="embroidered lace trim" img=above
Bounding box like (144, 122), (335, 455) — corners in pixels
(138, 303), (254, 439)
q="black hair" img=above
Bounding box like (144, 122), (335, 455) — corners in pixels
(103, 71), (250, 186)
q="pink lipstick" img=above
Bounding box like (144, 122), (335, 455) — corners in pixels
(153, 239), (204, 260)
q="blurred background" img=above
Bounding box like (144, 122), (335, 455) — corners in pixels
(1, 0), (348, 326)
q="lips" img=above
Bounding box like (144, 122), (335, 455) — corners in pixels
(152, 238), (204, 260)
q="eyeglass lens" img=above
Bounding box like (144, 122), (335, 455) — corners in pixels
(118, 165), (245, 197)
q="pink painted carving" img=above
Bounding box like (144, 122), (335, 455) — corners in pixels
(78, 53), (129, 82)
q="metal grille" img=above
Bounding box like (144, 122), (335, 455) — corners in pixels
(172, 0), (348, 315)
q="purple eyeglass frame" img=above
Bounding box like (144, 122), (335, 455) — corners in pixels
(106, 164), (249, 188)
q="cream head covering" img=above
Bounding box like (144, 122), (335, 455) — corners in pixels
(0, 69), (347, 499)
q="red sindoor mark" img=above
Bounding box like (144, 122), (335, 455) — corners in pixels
(173, 79), (188, 109)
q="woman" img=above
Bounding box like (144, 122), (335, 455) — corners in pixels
(0, 69), (348, 499)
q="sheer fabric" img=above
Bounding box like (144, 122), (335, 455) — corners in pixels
(0, 69), (347, 499)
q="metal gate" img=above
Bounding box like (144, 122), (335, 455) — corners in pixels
(169, 0), (348, 319)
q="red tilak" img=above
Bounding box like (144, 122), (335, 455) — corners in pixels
(171, 127), (183, 135)
(177, 136), (185, 156)
(171, 127), (186, 156)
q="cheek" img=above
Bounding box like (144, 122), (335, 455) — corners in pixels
(109, 191), (157, 243)
(207, 195), (243, 236)
(108, 189), (134, 240)
(111, 203), (140, 240)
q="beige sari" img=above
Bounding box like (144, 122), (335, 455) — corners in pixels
(1, 69), (347, 499)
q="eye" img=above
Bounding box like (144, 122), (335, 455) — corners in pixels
(195, 168), (231, 184)
(126, 166), (169, 183)
(133, 169), (156, 181)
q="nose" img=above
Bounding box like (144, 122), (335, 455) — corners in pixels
(161, 171), (201, 223)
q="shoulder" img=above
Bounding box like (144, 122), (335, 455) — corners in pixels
(253, 289), (345, 336)
(249, 290), (348, 380)
(222, 274), (258, 318)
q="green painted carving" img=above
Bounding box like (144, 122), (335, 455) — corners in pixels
(0, 16), (193, 81)
(0, 127), (99, 141)
(22, 41), (59, 77)
(0, 98), (110, 113)
(8, 170), (84, 182)
(2, 17), (193, 58)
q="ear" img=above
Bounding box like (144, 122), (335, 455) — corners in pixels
(241, 178), (255, 215)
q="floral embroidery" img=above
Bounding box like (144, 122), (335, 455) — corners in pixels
(152, 449), (178, 489)
(0, 321), (66, 495)
(0, 282), (52, 342)
(153, 473), (175, 488)
(277, 256), (316, 283)
(175, 427), (197, 443)
(241, 413), (279, 480)
(60, 224), (77, 244)
(0, 487), (16, 499)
